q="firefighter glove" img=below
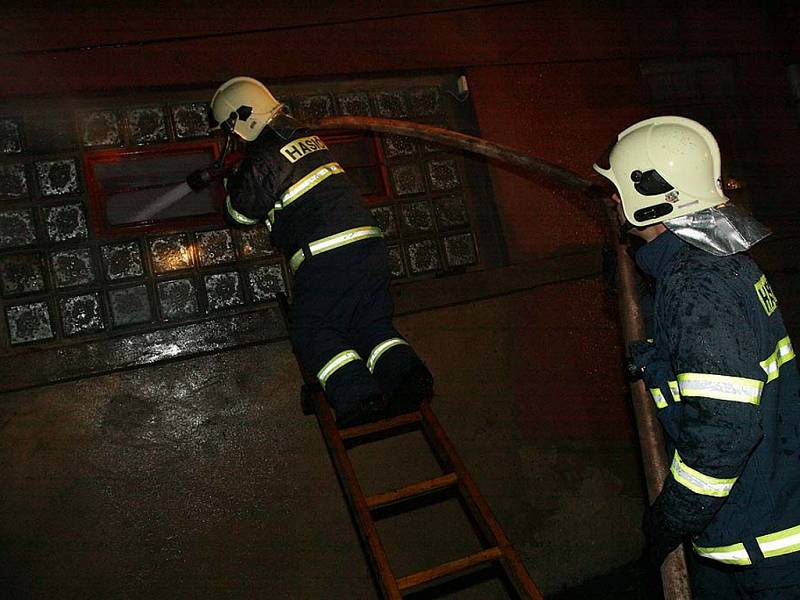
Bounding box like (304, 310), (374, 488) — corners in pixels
(643, 499), (685, 568)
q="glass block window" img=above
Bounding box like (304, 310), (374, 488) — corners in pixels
(408, 87), (442, 117)
(0, 118), (23, 154)
(50, 248), (96, 288)
(35, 159), (80, 196)
(108, 284), (151, 327)
(382, 134), (416, 159)
(400, 201), (435, 234)
(427, 159), (460, 191)
(406, 239), (441, 274)
(204, 271), (244, 310)
(295, 94), (334, 123)
(443, 232), (478, 268)
(338, 92), (372, 116)
(196, 229), (236, 266)
(390, 163), (426, 197)
(371, 205), (398, 238)
(373, 91), (409, 118)
(246, 263), (286, 303)
(149, 234), (193, 273)
(78, 110), (122, 148)
(0, 209), (37, 249)
(0, 163), (28, 198)
(171, 103), (211, 139)
(434, 195), (470, 229)
(44, 204), (88, 242)
(101, 242), (144, 281)
(387, 245), (406, 279)
(0, 73), (500, 354)
(126, 106), (168, 145)
(6, 301), (54, 344)
(237, 227), (276, 259)
(158, 277), (199, 321)
(0, 253), (45, 297)
(59, 292), (104, 336)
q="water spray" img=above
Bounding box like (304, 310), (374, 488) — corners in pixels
(130, 129), (244, 223)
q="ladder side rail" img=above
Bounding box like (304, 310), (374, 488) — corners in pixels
(417, 403), (544, 599)
(313, 390), (404, 600)
(278, 293), (401, 597)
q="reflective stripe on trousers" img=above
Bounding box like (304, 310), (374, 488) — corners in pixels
(289, 226), (383, 273)
(366, 338), (409, 373)
(226, 197), (259, 225)
(317, 349), (361, 389)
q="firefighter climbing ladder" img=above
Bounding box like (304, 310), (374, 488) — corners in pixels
(277, 293), (543, 599)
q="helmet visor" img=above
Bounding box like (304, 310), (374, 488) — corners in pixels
(591, 139), (620, 199)
(594, 136), (617, 173)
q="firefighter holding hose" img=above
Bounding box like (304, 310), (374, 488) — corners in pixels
(595, 116), (800, 598)
(208, 76), (433, 428)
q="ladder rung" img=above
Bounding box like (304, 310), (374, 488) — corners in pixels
(339, 411), (421, 440)
(366, 473), (459, 510)
(397, 546), (504, 591)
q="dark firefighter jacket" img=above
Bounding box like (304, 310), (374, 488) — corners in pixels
(220, 114), (430, 422)
(222, 113), (381, 267)
(635, 230), (800, 569)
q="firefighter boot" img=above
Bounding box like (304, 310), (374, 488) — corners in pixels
(336, 393), (389, 429)
(388, 364), (434, 417)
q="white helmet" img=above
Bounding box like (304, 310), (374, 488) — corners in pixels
(211, 76), (282, 142)
(593, 116), (728, 227)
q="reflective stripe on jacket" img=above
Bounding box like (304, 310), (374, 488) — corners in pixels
(222, 113), (380, 264)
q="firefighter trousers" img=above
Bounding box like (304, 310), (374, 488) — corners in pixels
(288, 238), (430, 419)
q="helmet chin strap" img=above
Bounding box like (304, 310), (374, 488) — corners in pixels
(220, 111), (239, 135)
(213, 112), (240, 170)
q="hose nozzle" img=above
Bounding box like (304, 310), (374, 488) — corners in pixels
(186, 167), (215, 192)
(185, 148), (245, 193)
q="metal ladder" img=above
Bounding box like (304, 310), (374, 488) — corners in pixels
(277, 293), (543, 599)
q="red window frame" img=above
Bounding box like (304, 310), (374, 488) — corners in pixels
(84, 132), (391, 240)
(84, 140), (226, 239)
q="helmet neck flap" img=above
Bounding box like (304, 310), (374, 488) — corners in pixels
(664, 204), (771, 256)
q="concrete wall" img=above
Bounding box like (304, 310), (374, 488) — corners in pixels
(1, 277), (643, 598)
